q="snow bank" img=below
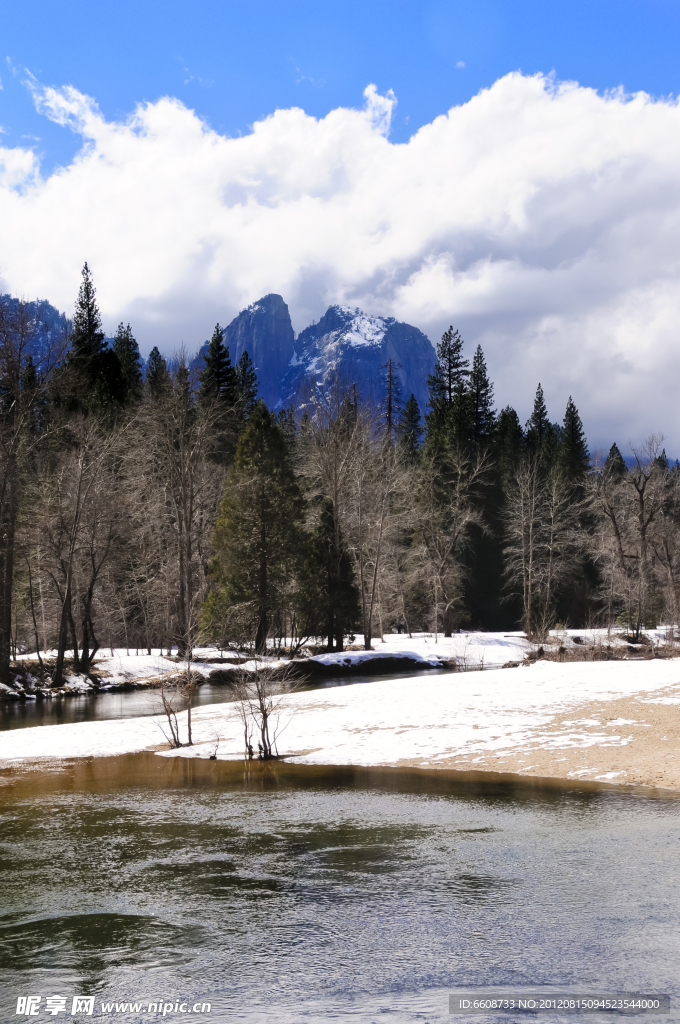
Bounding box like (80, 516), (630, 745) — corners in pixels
(2, 658), (679, 780)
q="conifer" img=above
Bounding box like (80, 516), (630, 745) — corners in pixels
(62, 263), (125, 411)
(113, 323), (143, 404)
(558, 397), (590, 486)
(236, 351), (258, 418)
(146, 346), (170, 398)
(469, 345), (496, 443)
(427, 326), (469, 407)
(298, 498), (360, 650)
(525, 383), (549, 451)
(203, 404), (304, 654)
(199, 324), (236, 405)
(604, 443), (626, 477)
(71, 263), (106, 361)
(398, 394), (423, 463)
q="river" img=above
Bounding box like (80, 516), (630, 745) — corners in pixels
(0, 752), (678, 1023)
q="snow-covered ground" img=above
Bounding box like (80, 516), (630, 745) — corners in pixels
(2, 653), (680, 790)
(9, 626), (665, 698)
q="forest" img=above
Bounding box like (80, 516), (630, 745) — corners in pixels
(0, 263), (677, 688)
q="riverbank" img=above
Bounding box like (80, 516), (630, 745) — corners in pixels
(2, 627), (674, 702)
(2, 656), (679, 791)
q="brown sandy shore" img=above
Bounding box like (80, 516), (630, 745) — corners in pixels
(392, 686), (680, 792)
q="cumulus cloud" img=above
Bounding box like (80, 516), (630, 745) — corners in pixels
(1, 72), (680, 448)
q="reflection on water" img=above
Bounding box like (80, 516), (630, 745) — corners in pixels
(0, 755), (678, 1023)
(0, 670), (443, 731)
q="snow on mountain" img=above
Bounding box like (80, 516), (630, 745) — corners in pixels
(280, 304), (435, 413)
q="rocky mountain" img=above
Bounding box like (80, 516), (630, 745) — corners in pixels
(212, 296), (435, 414)
(279, 304), (435, 413)
(222, 293), (295, 408)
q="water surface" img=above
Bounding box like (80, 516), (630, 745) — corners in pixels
(0, 755), (677, 1023)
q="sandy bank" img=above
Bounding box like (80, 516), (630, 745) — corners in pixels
(2, 657), (680, 791)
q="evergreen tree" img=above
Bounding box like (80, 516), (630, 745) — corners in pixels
(495, 406), (524, 487)
(71, 262), (106, 362)
(146, 346), (170, 398)
(199, 324), (237, 404)
(20, 355), (47, 438)
(427, 326), (469, 407)
(236, 351), (259, 419)
(525, 383), (549, 452)
(381, 358), (402, 441)
(203, 403), (304, 654)
(604, 443), (626, 478)
(469, 345), (496, 443)
(276, 406), (297, 460)
(298, 498), (360, 650)
(397, 394), (423, 463)
(113, 323), (143, 404)
(558, 396), (590, 490)
(64, 263), (124, 410)
(654, 448), (669, 472)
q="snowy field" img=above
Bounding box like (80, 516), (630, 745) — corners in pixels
(2, 640), (680, 791)
(4, 626), (671, 701)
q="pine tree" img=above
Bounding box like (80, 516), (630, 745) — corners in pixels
(469, 345), (496, 443)
(236, 351), (258, 419)
(71, 263), (106, 362)
(199, 324), (237, 404)
(20, 355), (47, 438)
(113, 323), (143, 404)
(397, 394), (423, 463)
(604, 443), (626, 478)
(203, 404), (304, 654)
(495, 406), (524, 487)
(558, 397), (590, 490)
(146, 347), (170, 398)
(427, 326), (469, 407)
(298, 498), (360, 650)
(381, 358), (402, 441)
(64, 263), (124, 410)
(525, 383), (549, 451)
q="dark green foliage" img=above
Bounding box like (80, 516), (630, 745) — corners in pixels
(495, 406), (524, 487)
(297, 498), (360, 649)
(654, 448), (669, 472)
(276, 406), (297, 460)
(525, 383), (549, 451)
(71, 263), (106, 361)
(381, 358), (402, 441)
(469, 345), (496, 443)
(203, 403), (305, 654)
(604, 443), (626, 478)
(68, 263), (125, 411)
(199, 324), (237, 404)
(20, 356), (47, 437)
(146, 346), (170, 398)
(236, 351), (259, 418)
(59, 263), (125, 413)
(113, 323), (143, 404)
(558, 397), (590, 489)
(398, 394), (423, 463)
(427, 326), (468, 407)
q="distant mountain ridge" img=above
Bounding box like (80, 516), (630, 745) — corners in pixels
(200, 295), (436, 414)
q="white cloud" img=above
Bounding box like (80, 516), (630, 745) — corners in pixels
(1, 71), (680, 449)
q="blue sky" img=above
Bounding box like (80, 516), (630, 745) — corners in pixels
(3, 0), (680, 174)
(4, 1), (680, 447)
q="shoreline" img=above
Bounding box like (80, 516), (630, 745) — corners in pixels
(2, 748), (679, 802)
(2, 657), (679, 793)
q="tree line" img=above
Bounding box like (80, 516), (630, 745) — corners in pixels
(1, 265), (678, 687)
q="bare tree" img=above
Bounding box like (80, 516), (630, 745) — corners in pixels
(231, 662), (297, 759)
(593, 436), (670, 637)
(414, 446), (488, 636)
